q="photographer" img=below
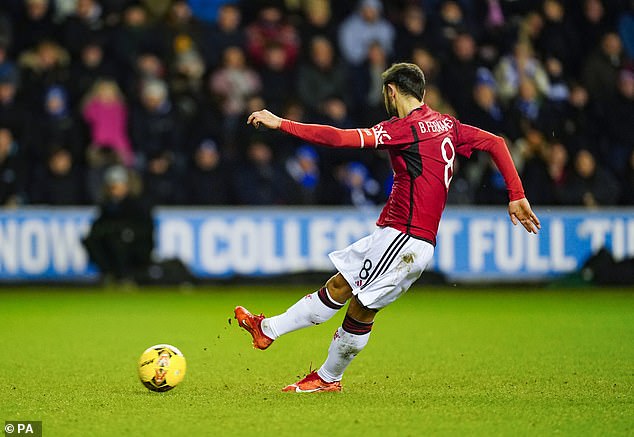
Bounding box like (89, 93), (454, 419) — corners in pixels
(82, 165), (154, 283)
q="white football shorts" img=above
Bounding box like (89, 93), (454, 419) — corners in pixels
(328, 226), (434, 310)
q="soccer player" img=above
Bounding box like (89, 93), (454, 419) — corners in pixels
(235, 63), (540, 393)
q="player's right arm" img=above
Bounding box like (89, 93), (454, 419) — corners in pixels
(247, 109), (374, 149)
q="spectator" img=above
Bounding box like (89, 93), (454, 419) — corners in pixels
(17, 40), (71, 110)
(547, 141), (569, 200)
(210, 46), (261, 144)
(299, 0), (338, 47)
(494, 41), (550, 103)
(233, 139), (296, 205)
(30, 146), (84, 205)
(204, 3), (245, 69)
(463, 69), (508, 136)
(0, 126), (24, 206)
(553, 83), (598, 154)
(477, 0), (510, 52)
(582, 31), (626, 102)
(317, 96), (355, 130)
(411, 46), (442, 87)
(284, 145), (320, 205)
(517, 11), (544, 53)
(184, 138), (231, 205)
(338, 0), (395, 66)
(69, 39), (117, 104)
(507, 77), (554, 140)
(543, 55), (569, 106)
(578, 0), (612, 52)
(427, 0), (479, 58)
(129, 51), (167, 101)
(111, 4), (162, 76)
(350, 41), (389, 126)
(296, 36), (348, 118)
(245, 5), (300, 69)
(559, 149), (620, 206)
(598, 68), (634, 176)
(442, 32), (482, 116)
(82, 79), (134, 166)
(259, 43), (295, 114)
(142, 148), (183, 205)
(12, 0), (59, 56)
(335, 161), (382, 209)
(162, 0), (208, 65)
(518, 128), (556, 205)
(62, 0), (107, 58)
(26, 85), (84, 167)
(0, 62), (27, 140)
(169, 48), (206, 134)
(536, 0), (581, 73)
(130, 79), (183, 169)
(393, 4), (429, 62)
(82, 165), (154, 283)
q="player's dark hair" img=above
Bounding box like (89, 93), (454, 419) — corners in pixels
(382, 63), (426, 101)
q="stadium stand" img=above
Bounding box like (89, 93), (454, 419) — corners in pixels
(0, 0), (632, 209)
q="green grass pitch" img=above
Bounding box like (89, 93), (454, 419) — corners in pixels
(1, 285), (632, 436)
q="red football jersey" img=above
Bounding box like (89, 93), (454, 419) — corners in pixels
(280, 104), (525, 245)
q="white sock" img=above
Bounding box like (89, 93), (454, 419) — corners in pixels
(261, 287), (343, 340)
(317, 317), (373, 382)
(318, 328), (371, 382)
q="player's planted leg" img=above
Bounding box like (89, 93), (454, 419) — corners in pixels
(283, 296), (375, 392)
(317, 314), (373, 382)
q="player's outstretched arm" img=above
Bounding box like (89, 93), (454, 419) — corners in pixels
(247, 109), (369, 148)
(508, 198), (541, 234)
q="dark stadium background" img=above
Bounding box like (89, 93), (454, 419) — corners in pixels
(0, 1), (632, 284)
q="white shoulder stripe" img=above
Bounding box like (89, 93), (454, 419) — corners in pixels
(357, 129), (364, 148)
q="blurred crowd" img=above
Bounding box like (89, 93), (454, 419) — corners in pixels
(0, 0), (632, 209)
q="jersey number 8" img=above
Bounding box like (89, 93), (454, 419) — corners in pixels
(441, 137), (455, 190)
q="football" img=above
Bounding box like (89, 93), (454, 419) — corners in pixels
(138, 344), (186, 392)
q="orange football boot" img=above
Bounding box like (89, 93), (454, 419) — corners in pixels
(234, 306), (274, 350)
(282, 371), (342, 393)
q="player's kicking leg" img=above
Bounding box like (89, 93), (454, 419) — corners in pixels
(234, 273), (351, 350)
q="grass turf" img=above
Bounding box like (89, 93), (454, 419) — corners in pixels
(0, 286), (632, 436)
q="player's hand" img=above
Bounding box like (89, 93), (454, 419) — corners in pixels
(508, 198), (541, 234)
(247, 109), (282, 130)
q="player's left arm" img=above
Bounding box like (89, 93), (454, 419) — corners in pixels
(457, 123), (541, 234)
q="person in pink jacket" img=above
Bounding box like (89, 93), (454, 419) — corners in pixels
(82, 79), (134, 166)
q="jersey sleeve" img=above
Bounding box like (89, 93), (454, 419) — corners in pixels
(279, 118), (412, 149)
(456, 122), (526, 201)
(280, 119), (375, 148)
